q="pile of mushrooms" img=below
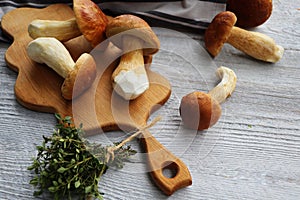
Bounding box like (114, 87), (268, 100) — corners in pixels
(25, 0), (284, 130)
(27, 0), (160, 101)
(26, 0), (109, 100)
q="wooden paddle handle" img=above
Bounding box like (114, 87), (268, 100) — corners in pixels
(141, 130), (192, 195)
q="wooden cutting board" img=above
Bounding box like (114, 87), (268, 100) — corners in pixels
(1, 4), (192, 195)
(1, 3), (167, 132)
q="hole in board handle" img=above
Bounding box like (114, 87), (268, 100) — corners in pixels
(162, 161), (179, 179)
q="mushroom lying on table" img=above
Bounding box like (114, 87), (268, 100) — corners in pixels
(105, 14), (160, 100)
(205, 11), (284, 63)
(180, 66), (237, 131)
(27, 37), (96, 100)
(28, 0), (108, 47)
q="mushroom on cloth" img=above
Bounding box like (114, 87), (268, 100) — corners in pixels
(226, 0), (273, 28)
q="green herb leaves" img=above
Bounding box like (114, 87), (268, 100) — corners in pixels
(28, 114), (136, 200)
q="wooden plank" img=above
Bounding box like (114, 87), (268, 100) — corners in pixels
(0, 0), (300, 199)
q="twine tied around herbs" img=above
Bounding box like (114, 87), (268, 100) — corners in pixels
(105, 116), (162, 163)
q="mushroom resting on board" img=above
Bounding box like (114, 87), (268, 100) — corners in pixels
(106, 14), (160, 100)
(27, 37), (96, 100)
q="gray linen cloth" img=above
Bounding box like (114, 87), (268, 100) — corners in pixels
(0, 0), (226, 42)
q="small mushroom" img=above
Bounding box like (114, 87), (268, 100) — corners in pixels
(105, 14), (160, 100)
(226, 0), (273, 28)
(27, 37), (96, 100)
(205, 11), (284, 63)
(28, 0), (108, 47)
(179, 66), (237, 131)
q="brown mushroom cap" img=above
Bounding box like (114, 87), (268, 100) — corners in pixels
(105, 14), (160, 55)
(61, 53), (96, 100)
(226, 0), (273, 28)
(179, 91), (222, 131)
(204, 11), (237, 57)
(73, 0), (108, 47)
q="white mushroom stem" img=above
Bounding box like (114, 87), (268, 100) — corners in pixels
(27, 37), (75, 78)
(28, 18), (81, 42)
(208, 66), (237, 104)
(112, 35), (149, 100)
(227, 27), (284, 63)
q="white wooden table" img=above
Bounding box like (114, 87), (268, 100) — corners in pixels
(0, 1), (299, 199)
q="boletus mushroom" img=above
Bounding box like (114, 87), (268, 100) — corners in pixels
(180, 66), (237, 131)
(27, 37), (96, 100)
(205, 11), (284, 63)
(226, 0), (273, 28)
(28, 0), (108, 47)
(106, 14), (160, 100)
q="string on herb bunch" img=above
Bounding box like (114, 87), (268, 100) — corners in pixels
(28, 113), (160, 200)
(105, 116), (161, 163)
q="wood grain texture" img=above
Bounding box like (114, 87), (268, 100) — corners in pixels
(1, 0), (300, 199)
(2, 4), (74, 114)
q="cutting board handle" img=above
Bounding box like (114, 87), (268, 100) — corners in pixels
(141, 130), (192, 195)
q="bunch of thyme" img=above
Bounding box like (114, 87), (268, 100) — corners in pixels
(28, 114), (139, 200)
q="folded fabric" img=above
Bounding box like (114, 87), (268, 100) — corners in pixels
(0, 0), (226, 42)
